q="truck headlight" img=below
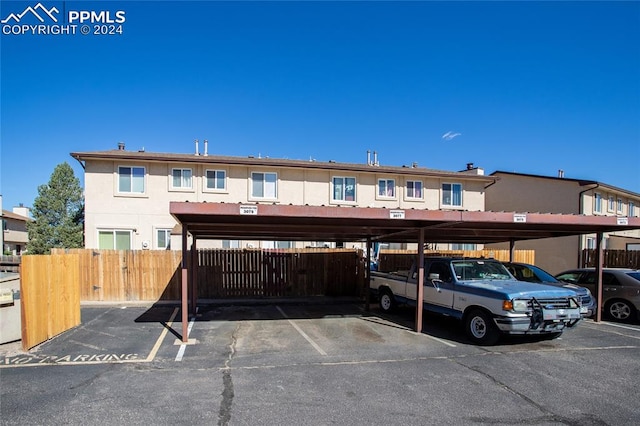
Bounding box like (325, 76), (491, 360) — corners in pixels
(512, 300), (529, 312)
(503, 299), (528, 312)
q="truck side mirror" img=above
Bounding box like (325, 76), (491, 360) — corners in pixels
(428, 273), (441, 281)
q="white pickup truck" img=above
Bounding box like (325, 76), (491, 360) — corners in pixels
(370, 257), (582, 345)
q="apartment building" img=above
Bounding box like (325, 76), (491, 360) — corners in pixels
(2, 205), (31, 255)
(485, 171), (640, 273)
(71, 143), (494, 251)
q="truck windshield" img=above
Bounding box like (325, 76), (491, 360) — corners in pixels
(452, 260), (512, 281)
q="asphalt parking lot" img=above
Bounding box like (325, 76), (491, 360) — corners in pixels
(1, 301), (639, 425)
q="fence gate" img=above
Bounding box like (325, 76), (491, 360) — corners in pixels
(21, 254), (81, 350)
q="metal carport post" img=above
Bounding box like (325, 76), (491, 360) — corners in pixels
(415, 228), (425, 334)
(180, 225), (189, 343)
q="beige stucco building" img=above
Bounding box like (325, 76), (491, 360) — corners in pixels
(486, 171), (640, 274)
(72, 143), (493, 251)
(2, 205), (31, 255)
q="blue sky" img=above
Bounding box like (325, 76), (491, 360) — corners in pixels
(2, 0), (639, 212)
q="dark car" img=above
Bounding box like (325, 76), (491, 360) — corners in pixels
(554, 268), (640, 322)
(503, 262), (596, 318)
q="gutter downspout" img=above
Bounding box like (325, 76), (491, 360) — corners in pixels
(71, 154), (86, 170)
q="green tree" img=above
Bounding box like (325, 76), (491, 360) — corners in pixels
(27, 162), (84, 254)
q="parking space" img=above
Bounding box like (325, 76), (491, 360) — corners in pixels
(2, 302), (640, 425)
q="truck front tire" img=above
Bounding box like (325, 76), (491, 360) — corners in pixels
(464, 309), (500, 346)
(379, 288), (396, 313)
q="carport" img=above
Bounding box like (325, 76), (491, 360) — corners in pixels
(170, 202), (640, 342)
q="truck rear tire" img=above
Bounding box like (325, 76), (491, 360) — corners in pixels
(464, 309), (500, 346)
(379, 288), (396, 313)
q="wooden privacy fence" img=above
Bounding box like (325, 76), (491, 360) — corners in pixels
(198, 249), (364, 298)
(50, 248), (364, 302)
(54, 249), (184, 301)
(21, 254), (81, 350)
(581, 249), (640, 269)
(377, 249), (535, 272)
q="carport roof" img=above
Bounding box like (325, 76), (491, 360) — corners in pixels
(170, 202), (640, 244)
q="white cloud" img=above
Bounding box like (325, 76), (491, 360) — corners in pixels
(442, 131), (461, 141)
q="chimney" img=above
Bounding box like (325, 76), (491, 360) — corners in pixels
(466, 162), (474, 170)
(204, 139), (208, 156)
(373, 151), (379, 166)
(117, 142), (125, 151)
(558, 169), (565, 178)
(194, 139), (199, 156)
(13, 205), (30, 218)
(367, 150), (371, 166)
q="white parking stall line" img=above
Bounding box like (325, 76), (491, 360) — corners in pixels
(276, 306), (327, 356)
(581, 321), (640, 340)
(175, 308), (199, 362)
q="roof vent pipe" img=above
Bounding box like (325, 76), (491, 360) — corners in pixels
(367, 150), (371, 166)
(558, 169), (564, 178)
(194, 139), (199, 156)
(204, 139), (208, 156)
(118, 142), (125, 151)
(373, 151), (379, 166)
(467, 162), (474, 170)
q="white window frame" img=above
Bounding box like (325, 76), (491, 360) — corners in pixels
(204, 169), (227, 192)
(594, 193), (602, 213)
(630, 202), (636, 217)
(331, 176), (357, 203)
(585, 236), (596, 249)
(97, 229), (132, 250)
(405, 180), (424, 201)
(171, 167), (193, 191)
(377, 178), (396, 199)
(117, 165), (146, 195)
(222, 240), (240, 249)
(608, 195), (615, 212)
(617, 198), (624, 214)
(451, 243), (476, 250)
(250, 171), (278, 200)
(156, 228), (172, 250)
(441, 182), (463, 208)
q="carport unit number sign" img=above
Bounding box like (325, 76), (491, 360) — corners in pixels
(240, 205), (258, 215)
(390, 210), (405, 219)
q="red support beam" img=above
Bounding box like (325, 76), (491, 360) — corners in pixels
(181, 226), (189, 342)
(595, 232), (604, 323)
(191, 238), (198, 317)
(415, 229), (425, 333)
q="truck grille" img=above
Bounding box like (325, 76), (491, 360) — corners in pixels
(528, 298), (576, 309)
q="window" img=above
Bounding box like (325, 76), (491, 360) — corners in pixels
(406, 180), (423, 199)
(205, 169), (226, 190)
(222, 240), (240, 249)
(251, 172), (277, 199)
(586, 237), (596, 249)
(617, 198), (623, 214)
(630, 202), (636, 217)
(332, 177), (356, 202)
(594, 193), (602, 213)
(378, 179), (395, 198)
(442, 183), (462, 207)
(157, 229), (171, 250)
(98, 230), (132, 250)
(451, 243), (476, 250)
(172, 168), (193, 189)
(608, 195), (615, 212)
(118, 166), (145, 193)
